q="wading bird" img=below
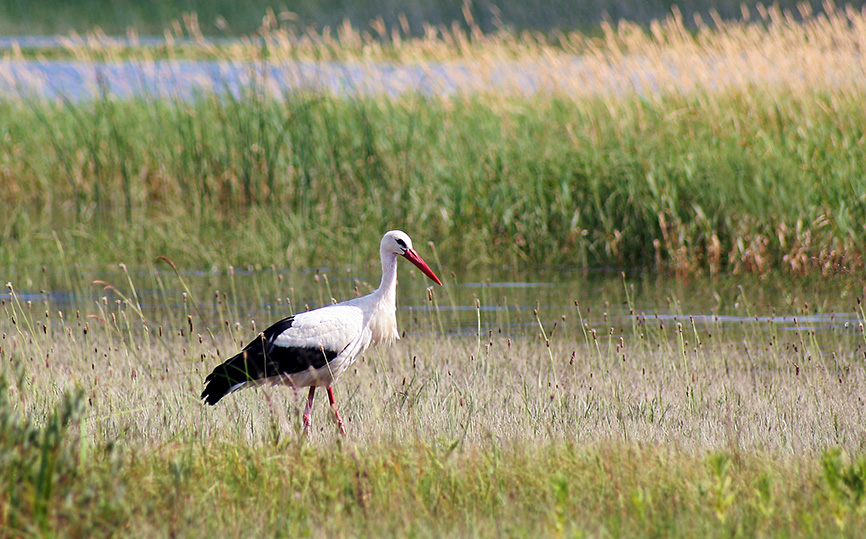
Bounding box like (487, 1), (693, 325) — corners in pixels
(201, 230), (442, 436)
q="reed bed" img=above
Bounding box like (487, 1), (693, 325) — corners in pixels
(2, 5), (866, 274)
(2, 268), (866, 536)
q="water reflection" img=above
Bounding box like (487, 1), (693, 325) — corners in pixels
(6, 264), (864, 340)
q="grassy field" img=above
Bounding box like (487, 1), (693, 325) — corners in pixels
(2, 267), (866, 536)
(2, 6), (866, 275)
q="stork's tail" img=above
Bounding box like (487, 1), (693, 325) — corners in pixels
(201, 351), (256, 405)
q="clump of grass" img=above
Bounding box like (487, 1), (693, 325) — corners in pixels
(0, 373), (109, 536)
(821, 448), (866, 530)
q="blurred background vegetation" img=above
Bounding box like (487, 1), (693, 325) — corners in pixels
(2, 1), (864, 274)
(2, 0), (866, 36)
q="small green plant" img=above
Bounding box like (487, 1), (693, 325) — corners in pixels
(821, 448), (866, 529)
(551, 473), (570, 534)
(753, 473), (774, 520)
(703, 453), (736, 525)
(0, 375), (85, 535)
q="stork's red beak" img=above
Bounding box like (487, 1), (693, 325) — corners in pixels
(403, 249), (443, 285)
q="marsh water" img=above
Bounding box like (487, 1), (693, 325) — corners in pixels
(1, 36), (613, 99)
(0, 55), (646, 100)
(7, 263), (864, 343)
(5, 41), (857, 100)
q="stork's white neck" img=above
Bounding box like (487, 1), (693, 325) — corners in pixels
(360, 249), (399, 345)
(375, 251), (399, 301)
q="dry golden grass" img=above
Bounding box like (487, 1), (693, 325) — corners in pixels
(34, 3), (866, 101)
(4, 275), (865, 453)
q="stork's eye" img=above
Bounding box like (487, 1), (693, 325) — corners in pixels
(395, 238), (407, 249)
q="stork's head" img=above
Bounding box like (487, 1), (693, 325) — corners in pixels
(381, 230), (443, 286)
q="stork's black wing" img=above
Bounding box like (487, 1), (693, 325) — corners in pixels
(201, 316), (338, 405)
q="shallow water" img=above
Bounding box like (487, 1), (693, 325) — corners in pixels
(0, 35), (635, 99)
(6, 45), (863, 101)
(0, 56), (606, 100)
(6, 263), (864, 340)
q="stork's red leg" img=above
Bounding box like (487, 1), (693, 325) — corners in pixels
(327, 386), (347, 436)
(303, 386), (315, 432)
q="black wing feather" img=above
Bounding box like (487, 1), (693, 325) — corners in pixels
(201, 316), (338, 405)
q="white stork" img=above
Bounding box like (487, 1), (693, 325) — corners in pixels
(201, 230), (442, 436)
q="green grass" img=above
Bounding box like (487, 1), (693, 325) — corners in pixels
(2, 268), (866, 536)
(1, 89), (865, 274)
(6, 429), (866, 537)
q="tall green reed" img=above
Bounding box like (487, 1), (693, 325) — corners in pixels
(2, 83), (865, 274)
